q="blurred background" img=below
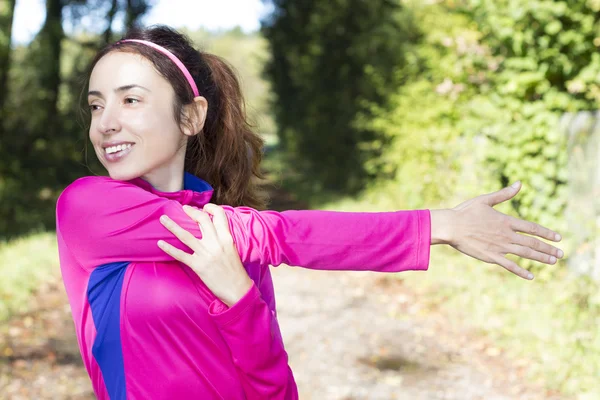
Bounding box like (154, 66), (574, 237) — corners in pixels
(0, 0), (599, 398)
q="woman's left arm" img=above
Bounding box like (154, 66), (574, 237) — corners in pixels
(216, 181), (562, 280)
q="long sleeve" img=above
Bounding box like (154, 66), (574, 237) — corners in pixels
(56, 176), (430, 272)
(221, 205), (431, 272)
(208, 283), (297, 400)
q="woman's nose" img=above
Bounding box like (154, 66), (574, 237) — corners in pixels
(98, 104), (122, 134)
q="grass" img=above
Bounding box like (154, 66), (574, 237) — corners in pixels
(0, 232), (60, 322)
(419, 248), (599, 397)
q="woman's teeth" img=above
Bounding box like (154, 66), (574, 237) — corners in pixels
(105, 143), (133, 154)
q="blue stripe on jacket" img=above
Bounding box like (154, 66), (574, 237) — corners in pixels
(88, 261), (130, 400)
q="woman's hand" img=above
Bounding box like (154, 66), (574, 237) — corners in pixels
(430, 181), (564, 280)
(157, 203), (252, 307)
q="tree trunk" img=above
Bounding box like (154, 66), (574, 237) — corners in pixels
(36, 0), (64, 136)
(126, 0), (150, 31)
(0, 0), (16, 112)
(102, 0), (119, 45)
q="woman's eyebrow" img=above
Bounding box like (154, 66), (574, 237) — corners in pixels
(88, 84), (151, 98)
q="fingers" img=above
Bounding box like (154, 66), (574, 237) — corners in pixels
(157, 240), (194, 264)
(508, 244), (558, 265)
(483, 181), (521, 207)
(182, 205), (217, 242)
(510, 232), (564, 259)
(160, 205), (232, 254)
(159, 215), (200, 252)
(203, 204), (234, 245)
(492, 254), (534, 280)
(508, 216), (562, 242)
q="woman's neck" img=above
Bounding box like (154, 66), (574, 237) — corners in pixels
(141, 157), (186, 192)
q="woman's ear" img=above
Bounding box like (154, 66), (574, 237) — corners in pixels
(182, 96), (208, 136)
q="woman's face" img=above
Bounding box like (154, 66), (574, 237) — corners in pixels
(88, 51), (186, 186)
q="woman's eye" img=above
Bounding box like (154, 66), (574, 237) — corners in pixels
(125, 98), (139, 104)
(89, 104), (100, 111)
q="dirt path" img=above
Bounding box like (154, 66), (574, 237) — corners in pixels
(0, 181), (568, 399)
(272, 268), (565, 400)
(0, 279), (94, 399)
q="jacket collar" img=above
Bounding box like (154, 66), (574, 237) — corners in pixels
(128, 172), (214, 207)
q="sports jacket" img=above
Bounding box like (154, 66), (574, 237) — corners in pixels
(55, 172), (431, 399)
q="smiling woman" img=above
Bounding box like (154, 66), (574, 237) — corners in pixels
(55, 25), (564, 400)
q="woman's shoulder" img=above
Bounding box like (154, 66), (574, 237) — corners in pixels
(64, 175), (128, 191)
(57, 176), (143, 212)
(60, 175), (141, 197)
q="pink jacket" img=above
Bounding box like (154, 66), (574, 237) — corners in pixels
(55, 172), (431, 399)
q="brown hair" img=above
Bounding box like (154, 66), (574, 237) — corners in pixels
(85, 25), (268, 209)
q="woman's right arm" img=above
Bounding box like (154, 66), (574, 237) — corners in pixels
(56, 176), (212, 268)
(157, 204), (298, 400)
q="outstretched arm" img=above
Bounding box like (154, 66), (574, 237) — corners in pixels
(57, 176), (562, 279)
(168, 181), (563, 281)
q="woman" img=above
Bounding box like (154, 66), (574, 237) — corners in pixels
(55, 25), (563, 400)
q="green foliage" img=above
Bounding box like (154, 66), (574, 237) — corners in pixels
(184, 28), (276, 137)
(0, 6), (96, 240)
(0, 33), (101, 240)
(457, 0), (600, 275)
(356, 0), (600, 275)
(357, 2), (480, 209)
(262, 0), (421, 195)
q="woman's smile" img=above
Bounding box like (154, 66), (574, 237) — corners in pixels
(103, 143), (135, 162)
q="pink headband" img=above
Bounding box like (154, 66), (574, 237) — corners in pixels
(118, 39), (200, 97)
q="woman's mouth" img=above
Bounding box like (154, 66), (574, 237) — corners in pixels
(104, 143), (134, 162)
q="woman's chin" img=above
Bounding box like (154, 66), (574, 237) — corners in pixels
(107, 168), (142, 182)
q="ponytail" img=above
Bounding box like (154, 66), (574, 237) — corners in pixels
(184, 53), (268, 210)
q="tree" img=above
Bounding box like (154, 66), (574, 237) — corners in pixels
(262, 0), (420, 195)
(0, 0), (155, 239)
